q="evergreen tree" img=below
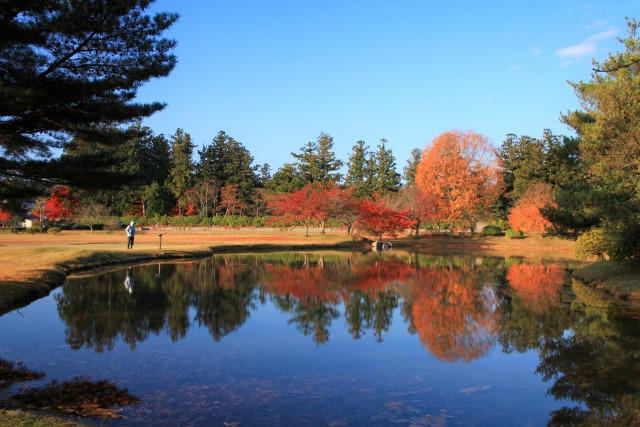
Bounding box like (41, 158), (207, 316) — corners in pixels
(267, 163), (306, 194)
(0, 0), (178, 199)
(371, 138), (401, 195)
(168, 129), (195, 216)
(291, 140), (317, 184)
(314, 133), (343, 184)
(345, 140), (373, 198)
(196, 131), (258, 208)
(403, 148), (422, 187)
(144, 181), (174, 217)
(557, 18), (640, 259)
(292, 132), (343, 185)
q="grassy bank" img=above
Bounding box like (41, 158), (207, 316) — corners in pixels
(0, 410), (84, 427)
(573, 260), (640, 301)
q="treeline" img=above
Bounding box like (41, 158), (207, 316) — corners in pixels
(1, 1), (639, 262)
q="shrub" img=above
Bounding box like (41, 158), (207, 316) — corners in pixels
(505, 228), (524, 239)
(608, 223), (640, 262)
(482, 225), (503, 236)
(47, 227), (62, 234)
(574, 228), (608, 261)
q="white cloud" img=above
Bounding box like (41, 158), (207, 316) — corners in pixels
(530, 45), (542, 55)
(555, 29), (618, 59)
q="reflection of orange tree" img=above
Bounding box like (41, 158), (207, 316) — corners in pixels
(506, 263), (566, 313)
(410, 267), (500, 362)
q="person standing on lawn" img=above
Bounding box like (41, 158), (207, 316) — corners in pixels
(125, 221), (136, 249)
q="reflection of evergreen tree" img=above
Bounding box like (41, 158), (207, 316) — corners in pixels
(57, 267), (170, 352)
(344, 290), (372, 339)
(344, 290), (399, 341)
(280, 297), (339, 345)
(370, 291), (398, 342)
(193, 284), (256, 342)
(497, 295), (576, 354)
(537, 309), (640, 426)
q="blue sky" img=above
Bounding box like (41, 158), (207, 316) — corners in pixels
(136, 0), (640, 173)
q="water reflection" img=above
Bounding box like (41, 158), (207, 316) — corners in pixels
(49, 251), (640, 425)
(60, 252), (507, 356)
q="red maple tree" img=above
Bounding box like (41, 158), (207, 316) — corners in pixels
(35, 186), (79, 221)
(355, 195), (413, 240)
(219, 184), (245, 216)
(268, 183), (323, 236)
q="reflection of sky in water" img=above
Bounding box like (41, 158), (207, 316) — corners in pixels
(1, 253), (634, 426)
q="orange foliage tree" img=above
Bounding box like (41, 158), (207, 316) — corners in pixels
(415, 130), (502, 236)
(409, 266), (500, 362)
(507, 264), (567, 299)
(507, 182), (555, 235)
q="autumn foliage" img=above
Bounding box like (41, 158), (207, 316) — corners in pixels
(410, 267), (500, 362)
(506, 263), (566, 312)
(355, 195), (413, 240)
(34, 186), (79, 221)
(415, 130), (502, 234)
(507, 182), (555, 235)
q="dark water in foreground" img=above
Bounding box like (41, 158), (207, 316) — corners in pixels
(1, 251), (639, 426)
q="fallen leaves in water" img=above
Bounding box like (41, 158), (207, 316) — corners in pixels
(0, 358), (44, 390)
(7, 376), (140, 419)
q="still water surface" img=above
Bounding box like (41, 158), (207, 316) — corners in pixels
(1, 251), (639, 426)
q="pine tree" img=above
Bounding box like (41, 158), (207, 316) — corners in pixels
(0, 1), (178, 199)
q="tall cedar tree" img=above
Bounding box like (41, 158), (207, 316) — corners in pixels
(416, 130), (502, 236)
(0, 1), (178, 199)
(168, 129), (195, 216)
(345, 140), (373, 198)
(292, 132), (343, 185)
(403, 148), (422, 187)
(370, 139), (401, 195)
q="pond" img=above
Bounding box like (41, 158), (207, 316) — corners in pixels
(1, 250), (639, 426)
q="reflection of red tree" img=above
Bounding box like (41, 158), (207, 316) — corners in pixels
(346, 258), (415, 293)
(264, 265), (342, 305)
(410, 267), (500, 363)
(506, 263), (566, 312)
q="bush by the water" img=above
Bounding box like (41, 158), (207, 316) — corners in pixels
(574, 228), (608, 260)
(482, 225), (503, 236)
(505, 228), (524, 239)
(47, 227), (61, 234)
